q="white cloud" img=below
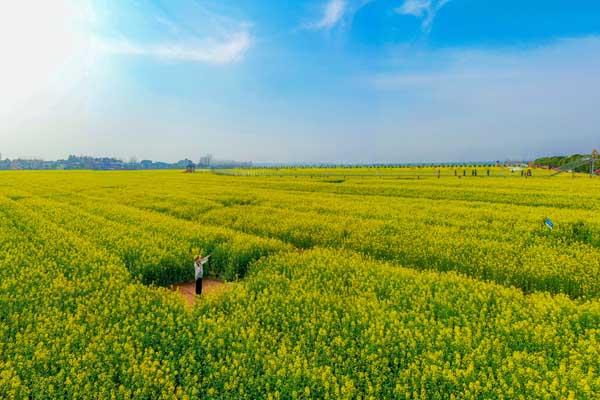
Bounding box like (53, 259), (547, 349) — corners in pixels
(309, 0), (347, 30)
(397, 0), (430, 17)
(87, 1), (253, 65)
(95, 31), (252, 65)
(395, 0), (451, 32)
(304, 0), (376, 31)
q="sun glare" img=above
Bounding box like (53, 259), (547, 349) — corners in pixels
(0, 0), (91, 113)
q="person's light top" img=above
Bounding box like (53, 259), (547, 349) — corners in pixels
(195, 257), (209, 280)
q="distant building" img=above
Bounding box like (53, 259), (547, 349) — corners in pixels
(198, 154), (213, 168)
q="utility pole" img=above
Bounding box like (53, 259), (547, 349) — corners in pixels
(592, 149), (598, 177)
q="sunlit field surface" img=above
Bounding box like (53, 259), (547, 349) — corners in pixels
(1, 169), (599, 399)
(224, 166), (558, 177)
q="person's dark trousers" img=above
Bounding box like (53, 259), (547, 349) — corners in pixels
(195, 278), (202, 295)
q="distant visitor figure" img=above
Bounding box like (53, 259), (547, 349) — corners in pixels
(194, 255), (210, 295)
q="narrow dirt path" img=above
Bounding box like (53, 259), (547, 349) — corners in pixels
(171, 278), (226, 306)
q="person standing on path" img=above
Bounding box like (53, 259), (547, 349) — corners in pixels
(194, 255), (209, 295)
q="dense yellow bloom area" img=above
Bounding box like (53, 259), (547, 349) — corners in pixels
(0, 170), (598, 398)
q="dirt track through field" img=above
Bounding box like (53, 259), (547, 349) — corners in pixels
(171, 279), (225, 306)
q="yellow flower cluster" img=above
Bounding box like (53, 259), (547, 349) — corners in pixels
(0, 170), (597, 398)
(43, 169), (596, 298)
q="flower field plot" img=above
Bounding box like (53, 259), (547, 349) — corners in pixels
(0, 170), (599, 399)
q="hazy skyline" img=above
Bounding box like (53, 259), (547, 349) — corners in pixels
(1, 0), (599, 163)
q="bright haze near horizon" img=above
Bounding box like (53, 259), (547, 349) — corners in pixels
(1, 0), (599, 164)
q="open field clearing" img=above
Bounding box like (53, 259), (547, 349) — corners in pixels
(171, 279), (228, 307)
(1, 170), (599, 399)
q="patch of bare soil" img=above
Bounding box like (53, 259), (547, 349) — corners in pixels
(171, 278), (226, 306)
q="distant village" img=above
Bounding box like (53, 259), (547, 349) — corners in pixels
(0, 152), (595, 173)
(0, 154), (252, 170)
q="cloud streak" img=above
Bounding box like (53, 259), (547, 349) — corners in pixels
(305, 0), (374, 31)
(95, 31), (252, 65)
(312, 0), (347, 29)
(91, 1), (253, 65)
(305, 0), (449, 33)
(395, 0), (451, 32)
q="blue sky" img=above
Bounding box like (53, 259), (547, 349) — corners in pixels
(1, 0), (599, 163)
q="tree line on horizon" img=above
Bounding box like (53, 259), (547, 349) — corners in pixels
(0, 154), (252, 171)
(533, 153), (596, 173)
